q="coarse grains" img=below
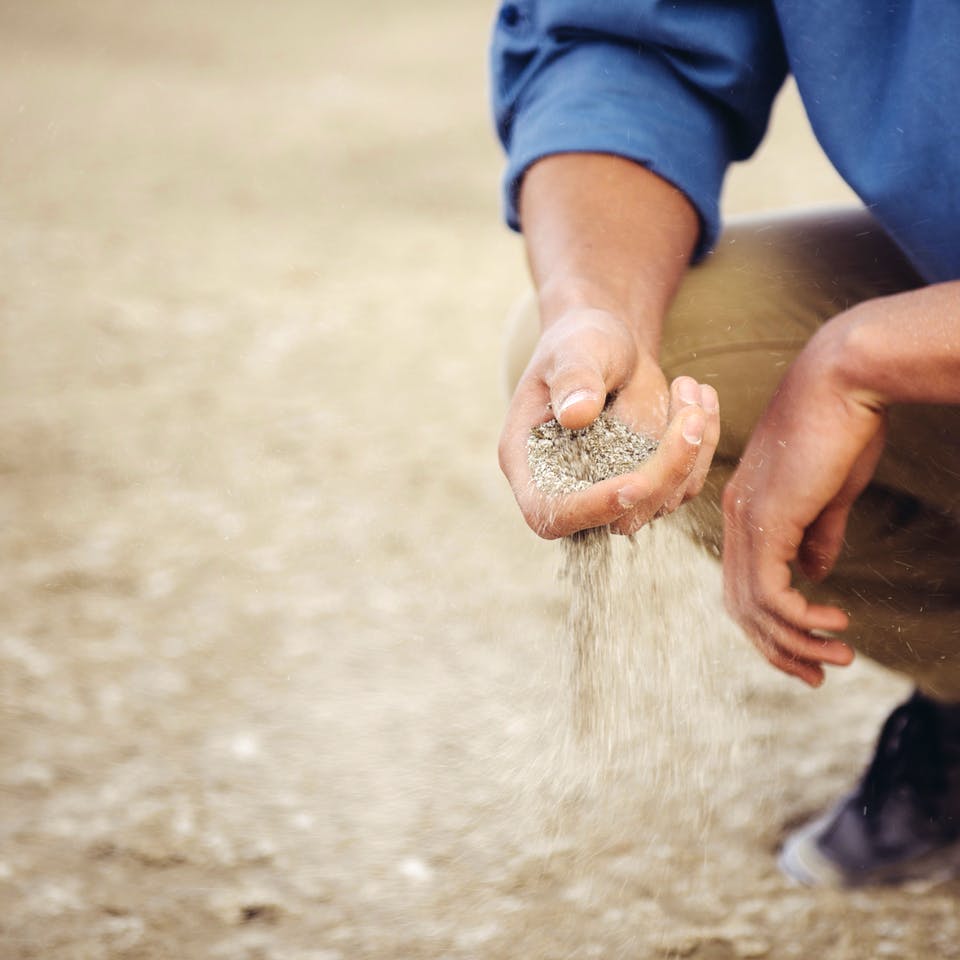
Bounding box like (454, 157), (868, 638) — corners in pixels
(527, 411), (659, 496)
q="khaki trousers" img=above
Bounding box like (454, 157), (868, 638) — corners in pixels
(506, 209), (960, 699)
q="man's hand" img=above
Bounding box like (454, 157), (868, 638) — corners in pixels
(505, 153), (711, 538)
(722, 316), (888, 686)
(500, 305), (720, 539)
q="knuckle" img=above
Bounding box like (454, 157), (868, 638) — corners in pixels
(608, 481), (647, 512)
(683, 474), (705, 500)
(622, 510), (655, 535)
(663, 491), (684, 514)
(671, 456), (696, 486)
(610, 517), (635, 536)
(551, 350), (598, 385)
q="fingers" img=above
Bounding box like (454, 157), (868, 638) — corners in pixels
(752, 637), (826, 688)
(507, 401), (707, 539)
(797, 422), (886, 581)
(797, 501), (850, 581)
(656, 377), (720, 514)
(687, 383), (720, 497)
(723, 488), (854, 685)
(727, 579), (851, 687)
(725, 588), (854, 686)
(751, 634), (854, 687)
(526, 472), (658, 540)
(734, 593), (853, 662)
(501, 325), (718, 538)
(608, 403), (705, 534)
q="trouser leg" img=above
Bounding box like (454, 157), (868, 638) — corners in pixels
(504, 207), (960, 698)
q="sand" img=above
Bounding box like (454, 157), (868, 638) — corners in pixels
(527, 413), (743, 834)
(527, 412), (665, 758)
(528, 412), (660, 495)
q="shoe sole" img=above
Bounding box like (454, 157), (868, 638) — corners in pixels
(778, 813), (846, 887)
(779, 815), (960, 888)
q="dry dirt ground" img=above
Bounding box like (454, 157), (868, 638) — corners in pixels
(1, 3), (958, 958)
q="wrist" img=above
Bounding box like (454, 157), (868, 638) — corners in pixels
(536, 277), (662, 356)
(814, 284), (960, 408)
(806, 309), (889, 413)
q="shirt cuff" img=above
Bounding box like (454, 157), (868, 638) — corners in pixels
(501, 42), (733, 262)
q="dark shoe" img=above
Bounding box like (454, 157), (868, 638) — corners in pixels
(779, 691), (960, 887)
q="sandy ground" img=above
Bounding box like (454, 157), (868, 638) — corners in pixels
(1, 2), (958, 958)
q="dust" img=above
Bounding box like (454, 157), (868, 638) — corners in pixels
(526, 413), (744, 831)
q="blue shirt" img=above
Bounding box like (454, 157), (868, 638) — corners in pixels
(491, 1), (960, 283)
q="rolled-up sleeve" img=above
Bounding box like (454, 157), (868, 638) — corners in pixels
(490, 0), (788, 259)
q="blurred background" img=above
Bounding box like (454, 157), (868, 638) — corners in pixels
(2, 2), (956, 958)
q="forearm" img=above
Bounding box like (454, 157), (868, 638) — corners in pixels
(831, 282), (960, 407)
(519, 153), (700, 355)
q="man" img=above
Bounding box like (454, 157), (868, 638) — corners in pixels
(491, 1), (960, 886)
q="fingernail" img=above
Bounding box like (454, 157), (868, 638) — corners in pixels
(617, 485), (641, 509)
(678, 379), (700, 405)
(558, 389), (595, 416)
(682, 415), (704, 445)
(702, 387), (719, 413)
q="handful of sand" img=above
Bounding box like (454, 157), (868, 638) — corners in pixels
(527, 410), (658, 496)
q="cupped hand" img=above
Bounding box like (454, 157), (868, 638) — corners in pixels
(722, 320), (888, 686)
(499, 307), (720, 539)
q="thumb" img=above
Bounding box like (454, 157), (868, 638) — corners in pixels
(798, 418), (886, 581)
(798, 501), (850, 581)
(547, 359), (609, 430)
(541, 312), (636, 429)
